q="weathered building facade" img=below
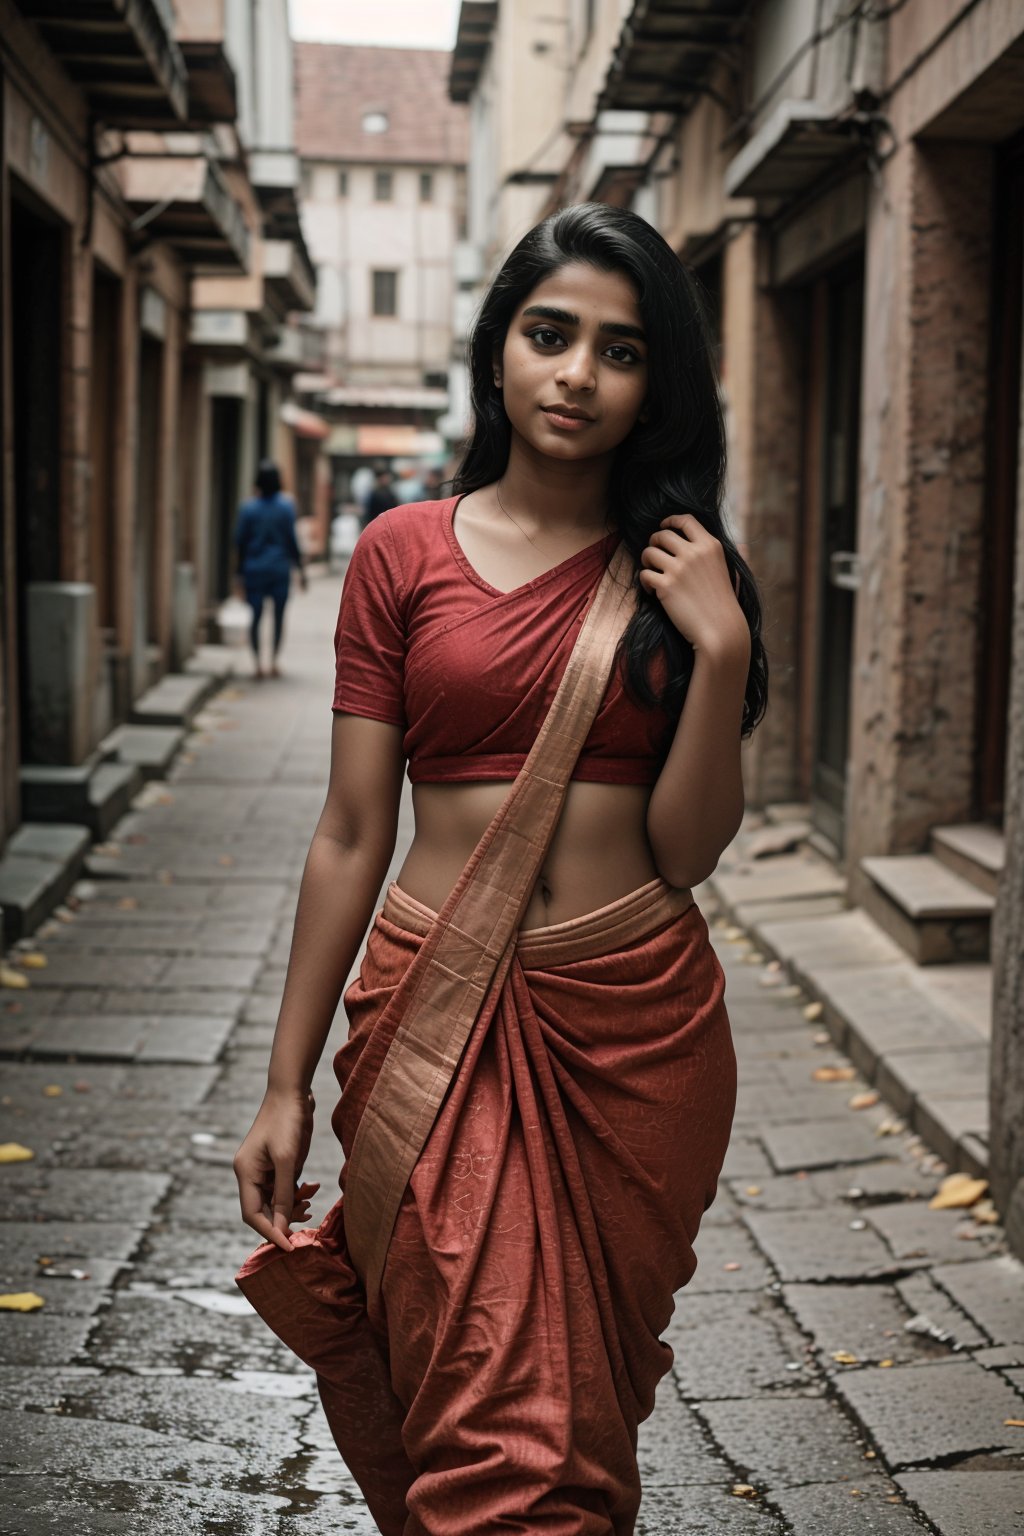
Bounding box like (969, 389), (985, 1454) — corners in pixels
(1, 0), (316, 869)
(450, 0), (1024, 1246)
(294, 43), (468, 489)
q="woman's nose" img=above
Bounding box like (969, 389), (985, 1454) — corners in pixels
(554, 347), (596, 392)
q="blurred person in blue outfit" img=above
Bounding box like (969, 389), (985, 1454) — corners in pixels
(234, 459), (307, 678)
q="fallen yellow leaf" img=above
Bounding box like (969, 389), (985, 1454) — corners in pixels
(0, 1142), (35, 1163)
(745, 1185), (763, 1197)
(117, 897), (138, 911)
(929, 1173), (989, 1211)
(832, 1351), (859, 1365)
(0, 965), (29, 990)
(723, 1261), (742, 1272)
(0, 1292), (45, 1311)
(731, 1485), (757, 1498)
(18, 952), (47, 969)
(879, 1359), (894, 1368)
(42, 1085), (63, 1098)
(971, 1199), (1000, 1225)
(803, 1001), (824, 1021)
(849, 1091), (880, 1110)
(1005, 1419), (1024, 1429)
(813, 1066), (857, 1083)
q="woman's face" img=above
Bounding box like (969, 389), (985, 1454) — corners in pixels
(498, 261), (648, 463)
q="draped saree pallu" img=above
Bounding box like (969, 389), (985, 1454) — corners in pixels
(235, 544), (738, 1536)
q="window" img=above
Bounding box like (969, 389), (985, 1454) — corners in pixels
(419, 171), (433, 202)
(362, 110), (389, 134)
(374, 169), (393, 201)
(338, 168), (348, 197)
(300, 163), (313, 197)
(372, 269), (398, 317)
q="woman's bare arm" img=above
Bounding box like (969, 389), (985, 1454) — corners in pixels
(266, 712), (406, 1096)
(645, 639), (748, 889)
(234, 712), (404, 1251)
(638, 513), (751, 889)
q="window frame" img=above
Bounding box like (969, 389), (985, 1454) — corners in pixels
(374, 168), (393, 202)
(371, 268), (399, 318)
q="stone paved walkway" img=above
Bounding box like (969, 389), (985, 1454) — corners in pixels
(1, 570), (1022, 1535)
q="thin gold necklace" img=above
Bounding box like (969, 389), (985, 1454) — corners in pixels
(495, 479), (611, 549)
(494, 478), (544, 550)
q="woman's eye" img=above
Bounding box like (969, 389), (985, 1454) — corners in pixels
(528, 328), (564, 348)
(606, 344), (640, 365)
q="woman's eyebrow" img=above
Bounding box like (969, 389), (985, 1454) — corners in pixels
(521, 304), (646, 342)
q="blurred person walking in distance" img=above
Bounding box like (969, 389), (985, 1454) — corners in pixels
(362, 464), (399, 527)
(234, 459), (307, 679)
(233, 204), (767, 1533)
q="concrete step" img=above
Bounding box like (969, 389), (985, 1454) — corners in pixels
(20, 757), (143, 841)
(186, 644), (245, 681)
(88, 761), (144, 840)
(0, 823), (91, 942)
(930, 823), (1005, 898)
(860, 854), (994, 965)
(129, 672), (215, 729)
(100, 723), (185, 782)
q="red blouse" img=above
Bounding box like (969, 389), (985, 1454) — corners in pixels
(332, 496), (674, 784)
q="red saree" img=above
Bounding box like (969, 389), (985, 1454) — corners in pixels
(235, 547), (737, 1534)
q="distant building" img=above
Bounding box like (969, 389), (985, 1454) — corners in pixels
(294, 43), (468, 488)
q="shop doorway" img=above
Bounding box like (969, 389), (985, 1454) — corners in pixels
(90, 266), (121, 635)
(209, 396), (242, 604)
(134, 333), (163, 691)
(804, 255), (865, 854)
(10, 190), (64, 763)
(977, 134), (1024, 824)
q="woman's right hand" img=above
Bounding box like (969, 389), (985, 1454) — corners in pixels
(233, 1087), (319, 1252)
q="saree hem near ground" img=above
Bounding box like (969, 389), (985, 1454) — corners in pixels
(235, 547), (737, 1536)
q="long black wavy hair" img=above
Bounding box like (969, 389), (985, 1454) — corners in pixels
(452, 202), (767, 737)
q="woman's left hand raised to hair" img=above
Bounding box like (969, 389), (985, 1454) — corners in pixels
(639, 515), (750, 662)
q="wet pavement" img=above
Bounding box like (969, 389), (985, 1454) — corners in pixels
(2, 569), (1023, 1534)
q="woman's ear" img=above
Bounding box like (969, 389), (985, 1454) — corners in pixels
(491, 346), (502, 389)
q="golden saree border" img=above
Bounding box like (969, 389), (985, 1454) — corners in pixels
(343, 542), (638, 1304)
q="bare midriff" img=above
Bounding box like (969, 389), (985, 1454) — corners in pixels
(395, 780), (662, 929)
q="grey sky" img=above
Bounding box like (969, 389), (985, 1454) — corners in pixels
(287, 0), (461, 49)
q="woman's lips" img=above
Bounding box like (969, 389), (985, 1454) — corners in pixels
(541, 407), (593, 431)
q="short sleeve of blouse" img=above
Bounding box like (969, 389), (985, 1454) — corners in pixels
(331, 517), (406, 726)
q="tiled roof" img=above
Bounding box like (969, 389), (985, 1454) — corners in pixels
(294, 44), (469, 165)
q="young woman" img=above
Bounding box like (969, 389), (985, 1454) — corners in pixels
(233, 202), (767, 1535)
(233, 458), (307, 678)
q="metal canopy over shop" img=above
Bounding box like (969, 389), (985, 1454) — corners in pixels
(600, 0), (747, 115)
(263, 238), (316, 318)
(724, 100), (865, 200)
(14, 0), (188, 126)
(120, 152), (250, 269)
(449, 0), (497, 103)
(174, 0), (238, 125)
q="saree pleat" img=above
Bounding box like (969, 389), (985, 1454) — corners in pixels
(236, 876), (736, 1535)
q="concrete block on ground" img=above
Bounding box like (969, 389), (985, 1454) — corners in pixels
(757, 909), (905, 977)
(772, 1480), (936, 1534)
(834, 1357), (1024, 1467)
(928, 1257), (1024, 1346)
(782, 1281), (941, 1366)
(87, 761), (143, 839)
(743, 1208), (895, 1282)
(185, 644), (243, 680)
(100, 724), (185, 781)
(910, 1093), (989, 1177)
(0, 823), (90, 941)
(895, 1272), (989, 1352)
(895, 1471), (1024, 1536)
(129, 673), (215, 729)
(867, 1202), (1003, 1268)
(713, 852), (846, 911)
(875, 1043), (989, 1120)
(861, 855), (993, 964)
(761, 1116), (888, 1174)
(696, 1396), (872, 1489)
(931, 822), (1005, 896)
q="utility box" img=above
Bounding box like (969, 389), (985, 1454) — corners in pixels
(24, 583), (99, 766)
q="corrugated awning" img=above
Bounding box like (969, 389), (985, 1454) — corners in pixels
(724, 101), (866, 200)
(600, 0), (746, 115)
(281, 401), (330, 440)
